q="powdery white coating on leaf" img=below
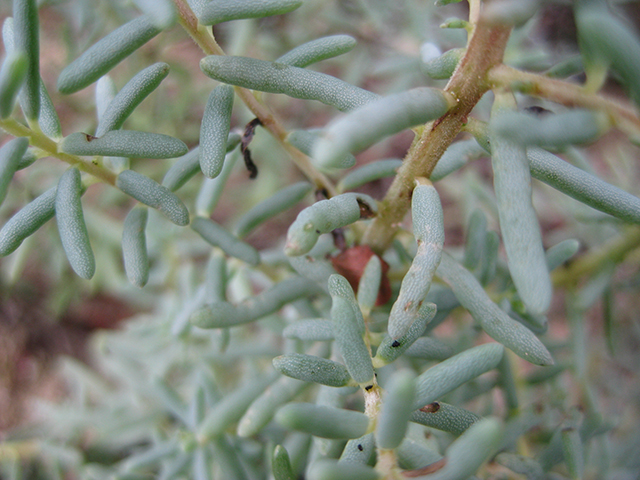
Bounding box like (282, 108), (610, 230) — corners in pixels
(122, 207), (149, 287)
(313, 87), (451, 169)
(282, 318), (334, 341)
(388, 183), (444, 339)
(275, 403), (369, 439)
(273, 353), (352, 387)
(0, 137), (28, 205)
(200, 56), (379, 112)
(276, 35), (357, 68)
(0, 186), (56, 256)
(437, 253), (554, 366)
(200, 85), (234, 179)
(191, 217), (259, 265)
(60, 130), (188, 159)
(491, 129), (552, 316)
(55, 168), (95, 279)
(199, 0), (303, 25)
(95, 76), (116, 123)
(95, 63), (170, 137)
(529, 147), (640, 224)
(235, 181), (312, 238)
(410, 402), (481, 436)
(413, 343), (505, 409)
(116, 170), (190, 226)
(57, 16), (162, 94)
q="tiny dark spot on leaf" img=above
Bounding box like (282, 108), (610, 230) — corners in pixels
(84, 133), (97, 142)
(365, 384), (373, 391)
(392, 340), (401, 348)
(357, 444), (363, 451)
(419, 402), (440, 413)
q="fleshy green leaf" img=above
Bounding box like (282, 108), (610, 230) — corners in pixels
(276, 403), (369, 439)
(276, 35), (357, 68)
(60, 130), (188, 159)
(57, 16), (162, 94)
(55, 168), (95, 279)
(200, 55), (379, 112)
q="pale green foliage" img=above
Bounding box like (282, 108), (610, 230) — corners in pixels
(1, 0), (639, 479)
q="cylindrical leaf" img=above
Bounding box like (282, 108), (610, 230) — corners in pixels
(195, 149), (240, 217)
(388, 181), (443, 339)
(60, 130), (188, 159)
(13, 0), (39, 120)
(132, 0), (176, 29)
(528, 147), (640, 224)
(404, 336), (453, 361)
(282, 319), (334, 341)
(234, 181), (312, 238)
(308, 460), (380, 480)
(339, 433), (375, 465)
(545, 238), (580, 271)
(198, 373), (278, 440)
(116, 170), (190, 226)
(57, 16), (162, 94)
(422, 48), (464, 80)
(373, 303), (437, 367)
(272, 445), (296, 480)
(338, 159), (402, 192)
(420, 418), (502, 480)
(413, 343), (504, 409)
(276, 403), (369, 439)
(122, 206), (149, 287)
(437, 253), (554, 366)
(410, 401), (481, 436)
(287, 129), (356, 170)
(491, 109), (605, 149)
(237, 375), (309, 437)
(192, 277), (320, 328)
(430, 139), (487, 181)
(95, 62), (170, 137)
(200, 85), (234, 178)
(285, 193), (374, 256)
(273, 353), (353, 387)
(0, 137), (28, 205)
(55, 168), (95, 279)
(491, 98), (552, 316)
(276, 35), (357, 68)
(0, 186), (56, 256)
(313, 88), (452, 169)
(376, 370), (416, 449)
(199, 0), (303, 25)
(191, 216), (259, 265)
(0, 51), (27, 118)
(328, 274), (374, 386)
(200, 55), (379, 112)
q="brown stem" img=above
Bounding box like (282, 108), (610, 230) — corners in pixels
(172, 0), (337, 195)
(362, 20), (512, 253)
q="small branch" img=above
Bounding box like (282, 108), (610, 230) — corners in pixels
(487, 64), (640, 141)
(552, 225), (640, 287)
(172, 0), (337, 196)
(362, 18), (512, 253)
(0, 118), (117, 185)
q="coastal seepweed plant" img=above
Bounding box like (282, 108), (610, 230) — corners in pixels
(1, 0), (640, 478)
